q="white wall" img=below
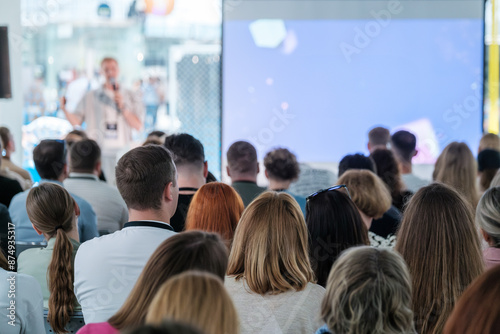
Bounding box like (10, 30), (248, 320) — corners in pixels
(0, 1), (22, 165)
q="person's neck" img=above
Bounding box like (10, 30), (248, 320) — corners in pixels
(177, 173), (205, 193)
(268, 179), (292, 191)
(231, 174), (258, 183)
(358, 210), (373, 230)
(70, 170), (99, 177)
(400, 162), (412, 175)
(128, 209), (171, 225)
(43, 226), (79, 243)
(3, 153), (10, 160)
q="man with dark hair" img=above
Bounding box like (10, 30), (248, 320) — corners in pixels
(391, 130), (427, 192)
(367, 126), (390, 153)
(226, 141), (266, 207)
(74, 145), (178, 323)
(164, 133), (207, 231)
(338, 153), (376, 178)
(64, 140), (128, 233)
(9, 140), (98, 243)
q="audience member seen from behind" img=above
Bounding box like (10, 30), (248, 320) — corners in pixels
(0, 126), (32, 188)
(18, 183), (80, 333)
(476, 187), (500, 269)
(226, 141), (266, 207)
(164, 133), (207, 232)
(64, 139), (128, 234)
(477, 149), (500, 193)
(0, 250), (45, 334)
(478, 133), (500, 153)
(433, 141), (480, 208)
(146, 271), (239, 334)
(395, 183), (484, 334)
(391, 130), (428, 192)
(64, 130), (107, 182)
(0, 141), (23, 207)
(316, 246), (415, 334)
(185, 182), (244, 248)
(143, 130), (166, 146)
(367, 126), (390, 153)
(9, 139), (98, 243)
(74, 145), (178, 323)
(77, 231), (228, 334)
(0, 203), (11, 257)
(123, 321), (204, 334)
(444, 265), (500, 334)
(337, 170), (396, 247)
(263, 147), (306, 214)
(370, 148), (412, 211)
(226, 192), (325, 334)
(337, 153), (376, 178)
(306, 186), (368, 287)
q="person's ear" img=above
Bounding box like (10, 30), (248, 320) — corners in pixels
(95, 160), (102, 176)
(203, 161), (208, 179)
(31, 223), (43, 235)
(367, 143), (372, 152)
(482, 229), (492, 243)
(226, 166), (231, 177)
(256, 163), (260, 174)
(164, 182), (174, 202)
(264, 169), (269, 179)
(74, 201), (80, 217)
(413, 149), (418, 158)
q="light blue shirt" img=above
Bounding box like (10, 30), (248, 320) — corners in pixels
(9, 179), (99, 244)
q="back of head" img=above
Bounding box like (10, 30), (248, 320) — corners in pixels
(33, 139), (67, 180)
(479, 133), (500, 152)
(109, 231), (228, 330)
(370, 148), (404, 198)
(185, 182), (244, 244)
(116, 145), (176, 211)
(306, 190), (368, 287)
(391, 130), (417, 163)
(0, 126), (11, 149)
(146, 271), (239, 334)
(226, 141), (258, 177)
(227, 191), (314, 294)
(433, 142), (479, 207)
(444, 265), (500, 334)
(478, 149), (500, 191)
(338, 154), (376, 177)
(263, 147), (300, 181)
(26, 183), (76, 333)
(477, 187), (500, 247)
(69, 139), (101, 173)
(395, 183), (484, 334)
(322, 246), (415, 334)
(164, 133), (205, 169)
(337, 169), (392, 219)
(368, 126), (390, 149)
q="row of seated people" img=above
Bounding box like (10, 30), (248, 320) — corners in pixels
(1, 127), (500, 333)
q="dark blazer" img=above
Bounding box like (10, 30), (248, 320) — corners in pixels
(0, 175), (23, 207)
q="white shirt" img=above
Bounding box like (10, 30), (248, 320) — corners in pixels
(225, 276), (325, 334)
(401, 173), (429, 193)
(64, 173), (128, 233)
(0, 268), (45, 334)
(74, 221), (175, 323)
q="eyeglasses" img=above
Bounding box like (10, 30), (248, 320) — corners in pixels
(306, 184), (351, 201)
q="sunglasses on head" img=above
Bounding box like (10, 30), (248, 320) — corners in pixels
(306, 184), (351, 201)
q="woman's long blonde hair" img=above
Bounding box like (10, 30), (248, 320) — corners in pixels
(433, 142), (479, 207)
(26, 183), (77, 334)
(146, 271), (239, 334)
(227, 191), (315, 294)
(395, 183), (484, 334)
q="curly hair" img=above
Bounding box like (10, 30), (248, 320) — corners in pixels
(263, 147), (300, 181)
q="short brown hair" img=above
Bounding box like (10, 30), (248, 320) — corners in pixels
(69, 139), (101, 173)
(263, 147), (300, 181)
(444, 265), (500, 334)
(116, 145), (176, 210)
(226, 141), (258, 174)
(337, 169), (392, 219)
(227, 191), (315, 294)
(100, 57), (118, 67)
(479, 133), (500, 152)
(395, 183), (484, 334)
(368, 126), (390, 147)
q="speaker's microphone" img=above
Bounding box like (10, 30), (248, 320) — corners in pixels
(109, 77), (121, 113)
